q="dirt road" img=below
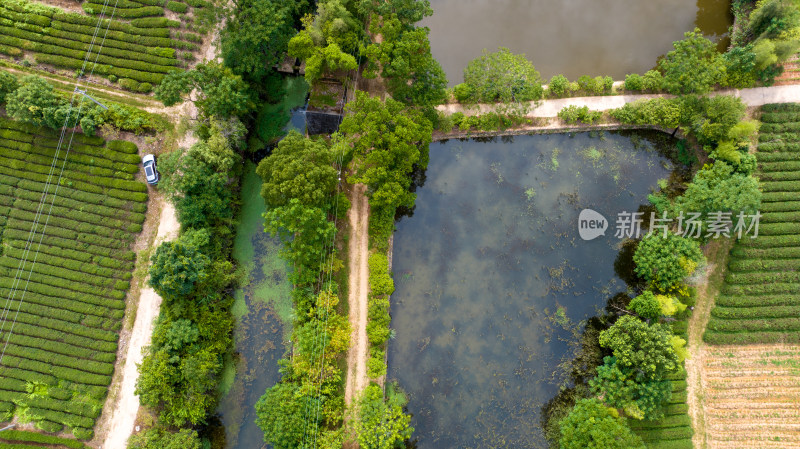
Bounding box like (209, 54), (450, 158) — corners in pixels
(344, 184), (370, 408)
(102, 202), (179, 449)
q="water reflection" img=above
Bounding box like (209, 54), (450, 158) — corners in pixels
(388, 131), (678, 448)
(423, 0), (733, 82)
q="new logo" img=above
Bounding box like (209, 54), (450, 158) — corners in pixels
(578, 209), (608, 241)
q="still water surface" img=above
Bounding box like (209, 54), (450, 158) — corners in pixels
(424, 0), (732, 82)
(388, 131), (675, 448)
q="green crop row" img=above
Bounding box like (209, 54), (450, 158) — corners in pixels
(26, 38), (177, 74)
(82, 3), (163, 18)
(10, 198), (138, 235)
(757, 141), (800, 152)
(14, 179), (146, 213)
(757, 222), (800, 235)
(1, 332), (116, 364)
(0, 284), (122, 320)
(43, 20), (174, 52)
(711, 304), (800, 320)
(84, 0), (156, 10)
(730, 246), (800, 259)
(759, 122), (800, 133)
(758, 211), (800, 223)
(15, 393), (101, 420)
(762, 191), (800, 202)
(2, 298), (117, 332)
(759, 160), (800, 172)
(13, 188), (144, 225)
(661, 403), (689, 416)
(760, 180), (800, 193)
(33, 53), (165, 85)
(0, 429), (88, 448)
(21, 406), (94, 430)
(7, 310), (118, 343)
(0, 275), (125, 309)
(7, 236), (135, 270)
(0, 163), (147, 203)
(0, 366), (56, 387)
(725, 270), (800, 285)
(716, 294), (800, 308)
(739, 234), (800, 248)
(759, 199), (800, 211)
(3, 226), (135, 262)
(166, 1), (189, 13)
(639, 440), (693, 449)
(634, 426), (693, 442)
(6, 208), (136, 245)
(3, 321), (118, 353)
(0, 264), (119, 304)
(0, 356), (111, 387)
(706, 316), (800, 333)
(722, 282), (800, 296)
(0, 141), (133, 182)
(760, 111), (800, 123)
(727, 258), (800, 272)
(704, 330), (800, 344)
(1, 340), (113, 376)
(759, 170), (800, 181)
(14, 135), (140, 172)
(3, 245), (123, 280)
(0, 150), (146, 193)
(628, 414), (691, 430)
(761, 103), (800, 113)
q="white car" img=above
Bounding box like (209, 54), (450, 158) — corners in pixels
(142, 154), (159, 185)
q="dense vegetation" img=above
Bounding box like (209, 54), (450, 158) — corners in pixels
(0, 0), (212, 91)
(0, 116), (147, 439)
(0, 430), (90, 448)
(705, 102), (800, 344)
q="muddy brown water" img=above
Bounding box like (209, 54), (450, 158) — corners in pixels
(424, 0), (732, 83)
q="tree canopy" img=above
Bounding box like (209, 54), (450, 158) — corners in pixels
(590, 356), (672, 420)
(671, 161), (762, 219)
(599, 315), (681, 380)
(255, 382), (309, 449)
(128, 428), (203, 449)
(460, 47), (544, 103)
(558, 398), (646, 449)
(256, 130), (338, 210)
(355, 384), (414, 449)
(633, 232), (705, 291)
(155, 62), (253, 118)
(658, 28), (726, 95)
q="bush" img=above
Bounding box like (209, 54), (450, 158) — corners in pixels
(624, 73), (644, 91)
(547, 74), (571, 97)
(558, 105), (602, 124)
(642, 70), (665, 91)
(453, 83), (473, 102)
(166, 1), (188, 13)
(367, 354), (386, 378)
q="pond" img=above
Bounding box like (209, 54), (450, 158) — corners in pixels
(387, 131), (677, 449)
(423, 0), (732, 83)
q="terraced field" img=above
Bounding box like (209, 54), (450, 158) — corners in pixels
(0, 429), (89, 448)
(704, 103), (800, 345)
(0, 116), (147, 439)
(0, 0), (208, 90)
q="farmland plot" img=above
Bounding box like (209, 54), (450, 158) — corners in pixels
(0, 116), (147, 440)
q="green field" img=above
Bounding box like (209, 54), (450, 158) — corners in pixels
(0, 0), (208, 90)
(704, 103), (800, 345)
(0, 116), (147, 439)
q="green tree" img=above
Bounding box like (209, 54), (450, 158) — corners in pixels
(748, 0), (800, 40)
(658, 28), (726, 95)
(623, 73), (644, 91)
(5, 75), (64, 128)
(289, 34), (358, 84)
(633, 232), (705, 291)
(548, 74), (571, 97)
(355, 384), (413, 449)
(672, 161), (762, 220)
(363, 16), (447, 106)
(128, 428), (203, 449)
(599, 315), (681, 380)
(357, 0), (432, 26)
(462, 47), (544, 103)
(335, 92), (433, 242)
(157, 150), (235, 230)
(190, 117), (245, 172)
(0, 71), (18, 102)
(256, 130), (338, 209)
(148, 234), (212, 303)
(265, 199), (335, 286)
(220, 0), (296, 82)
(155, 62), (253, 118)
(627, 291), (661, 321)
(558, 398), (645, 449)
(723, 44), (758, 88)
(255, 382), (310, 449)
(590, 356), (672, 420)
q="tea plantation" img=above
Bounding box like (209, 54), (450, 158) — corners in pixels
(0, 0), (209, 91)
(0, 116), (147, 439)
(705, 103), (800, 345)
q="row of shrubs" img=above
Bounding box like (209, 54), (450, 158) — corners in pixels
(3, 328), (118, 363)
(2, 341), (113, 376)
(0, 429), (89, 448)
(3, 225), (135, 261)
(4, 295), (120, 330)
(0, 284), (124, 320)
(6, 208), (136, 247)
(0, 356), (111, 387)
(1, 320), (118, 353)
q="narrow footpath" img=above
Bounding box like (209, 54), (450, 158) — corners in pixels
(102, 202), (179, 449)
(344, 184), (370, 409)
(436, 84), (800, 117)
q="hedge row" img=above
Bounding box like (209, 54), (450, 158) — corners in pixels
(704, 330), (800, 344)
(3, 226), (134, 261)
(0, 284), (121, 320)
(14, 179), (146, 213)
(725, 271), (800, 285)
(722, 282), (800, 296)
(1, 297), (117, 331)
(8, 207), (137, 243)
(0, 163), (148, 203)
(759, 160), (800, 172)
(82, 3), (164, 18)
(0, 430), (88, 448)
(3, 139), (140, 175)
(0, 141), (134, 182)
(638, 440), (693, 449)
(760, 180), (800, 193)
(716, 294), (800, 308)
(1, 341), (113, 376)
(711, 305), (800, 320)
(762, 191), (800, 202)
(634, 426), (693, 442)
(727, 258), (800, 272)
(33, 53), (165, 85)
(628, 414), (691, 430)
(758, 132), (800, 143)
(759, 122), (800, 133)
(13, 188), (144, 224)
(6, 310), (118, 343)
(0, 356), (111, 386)
(2, 321), (118, 353)
(1, 332), (116, 364)
(760, 112), (800, 123)
(758, 199), (800, 211)
(0, 265), (120, 304)
(706, 317), (800, 333)
(6, 234), (135, 270)
(730, 246), (800, 259)
(12, 197), (140, 234)
(757, 222), (800, 235)
(756, 142), (800, 153)
(4, 245), (123, 280)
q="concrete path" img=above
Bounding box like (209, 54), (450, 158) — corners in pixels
(436, 85), (800, 117)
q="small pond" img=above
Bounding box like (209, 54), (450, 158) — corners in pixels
(423, 0), (732, 82)
(387, 131), (678, 449)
